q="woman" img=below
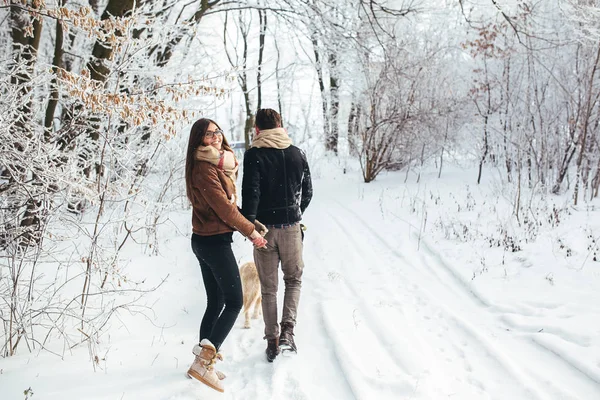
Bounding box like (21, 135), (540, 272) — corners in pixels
(184, 118), (267, 393)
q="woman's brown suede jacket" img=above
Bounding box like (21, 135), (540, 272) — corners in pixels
(190, 161), (254, 237)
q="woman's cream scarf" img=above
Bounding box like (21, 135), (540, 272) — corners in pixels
(196, 145), (239, 203)
(251, 127), (292, 149)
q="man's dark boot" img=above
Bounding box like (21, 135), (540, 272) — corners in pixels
(266, 338), (280, 362)
(279, 322), (297, 353)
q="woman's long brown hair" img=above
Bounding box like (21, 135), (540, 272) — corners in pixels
(185, 118), (234, 203)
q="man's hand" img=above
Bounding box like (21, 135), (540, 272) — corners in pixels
(254, 219), (269, 236)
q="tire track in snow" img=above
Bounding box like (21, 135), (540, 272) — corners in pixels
(332, 199), (493, 309)
(305, 214), (417, 399)
(416, 238), (600, 398)
(499, 314), (593, 347)
(303, 299), (360, 400)
(300, 249), (373, 400)
(331, 200), (600, 399)
(326, 204), (555, 400)
(326, 213), (430, 375)
(306, 235), (418, 398)
(530, 335), (600, 386)
(319, 211), (497, 398)
(319, 301), (416, 400)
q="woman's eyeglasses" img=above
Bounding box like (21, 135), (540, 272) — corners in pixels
(206, 129), (224, 139)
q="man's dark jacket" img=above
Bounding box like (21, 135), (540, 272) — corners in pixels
(242, 145), (312, 225)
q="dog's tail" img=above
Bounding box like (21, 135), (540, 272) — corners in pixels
(240, 262), (258, 311)
(242, 287), (254, 311)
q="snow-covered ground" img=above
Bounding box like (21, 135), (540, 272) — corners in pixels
(2, 163), (600, 400)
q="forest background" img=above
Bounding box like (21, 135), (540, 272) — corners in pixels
(1, 0), (599, 369)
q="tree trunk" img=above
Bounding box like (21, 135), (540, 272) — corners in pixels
(239, 13), (253, 149)
(327, 52), (339, 154)
(11, 2), (43, 133)
(81, 0), (135, 180)
(224, 11), (253, 149)
(311, 34), (329, 143)
(477, 61), (492, 185)
(274, 36), (284, 123)
(552, 144), (578, 194)
(44, 2), (66, 136)
(502, 57), (512, 183)
(439, 120), (449, 179)
(477, 114), (489, 185)
(347, 102), (358, 157)
(591, 157), (600, 200)
(10, 2), (44, 244)
(256, 9), (267, 110)
(87, 0), (135, 82)
(574, 43), (600, 205)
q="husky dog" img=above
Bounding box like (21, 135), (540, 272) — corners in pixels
(240, 261), (262, 328)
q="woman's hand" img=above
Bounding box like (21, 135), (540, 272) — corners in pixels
(249, 229), (267, 248)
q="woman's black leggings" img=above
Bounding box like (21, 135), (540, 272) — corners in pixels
(191, 234), (243, 350)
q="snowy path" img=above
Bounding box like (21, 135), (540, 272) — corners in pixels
(2, 177), (600, 399)
(290, 187), (600, 399)
(311, 200), (600, 400)
(213, 179), (600, 400)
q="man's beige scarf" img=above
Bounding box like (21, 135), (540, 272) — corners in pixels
(196, 146), (239, 203)
(251, 127), (292, 149)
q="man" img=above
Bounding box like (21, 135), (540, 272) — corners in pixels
(241, 108), (313, 362)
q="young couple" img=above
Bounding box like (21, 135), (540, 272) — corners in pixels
(184, 109), (313, 392)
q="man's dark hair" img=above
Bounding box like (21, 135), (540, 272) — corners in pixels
(255, 108), (282, 130)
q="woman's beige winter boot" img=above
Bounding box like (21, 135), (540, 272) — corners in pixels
(187, 339), (225, 393)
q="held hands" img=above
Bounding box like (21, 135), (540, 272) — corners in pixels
(249, 229), (267, 248)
